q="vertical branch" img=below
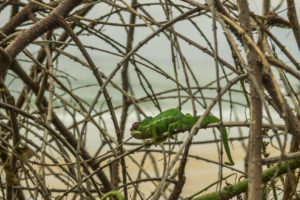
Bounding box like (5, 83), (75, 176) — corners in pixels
(237, 1), (263, 200)
(168, 140), (191, 200)
(170, 34), (182, 110)
(263, 0), (270, 16)
(207, 0), (225, 193)
(120, 0), (137, 142)
(0, 81), (19, 200)
(118, 0), (138, 198)
(36, 35), (55, 197)
(0, 49), (21, 200)
(10, 3), (19, 20)
(287, 0), (300, 51)
(283, 138), (299, 200)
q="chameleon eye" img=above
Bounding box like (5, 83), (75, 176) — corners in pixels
(130, 122), (140, 131)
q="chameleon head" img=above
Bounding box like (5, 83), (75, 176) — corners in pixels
(130, 122), (144, 139)
(130, 122), (140, 131)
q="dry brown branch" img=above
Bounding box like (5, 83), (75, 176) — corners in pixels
(237, 1), (263, 199)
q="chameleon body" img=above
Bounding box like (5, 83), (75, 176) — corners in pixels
(131, 109), (234, 165)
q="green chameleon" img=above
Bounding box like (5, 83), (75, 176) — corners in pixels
(131, 108), (234, 165)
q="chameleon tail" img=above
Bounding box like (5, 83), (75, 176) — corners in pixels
(220, 126), (235, 165)
(201, 115), (235, 166)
